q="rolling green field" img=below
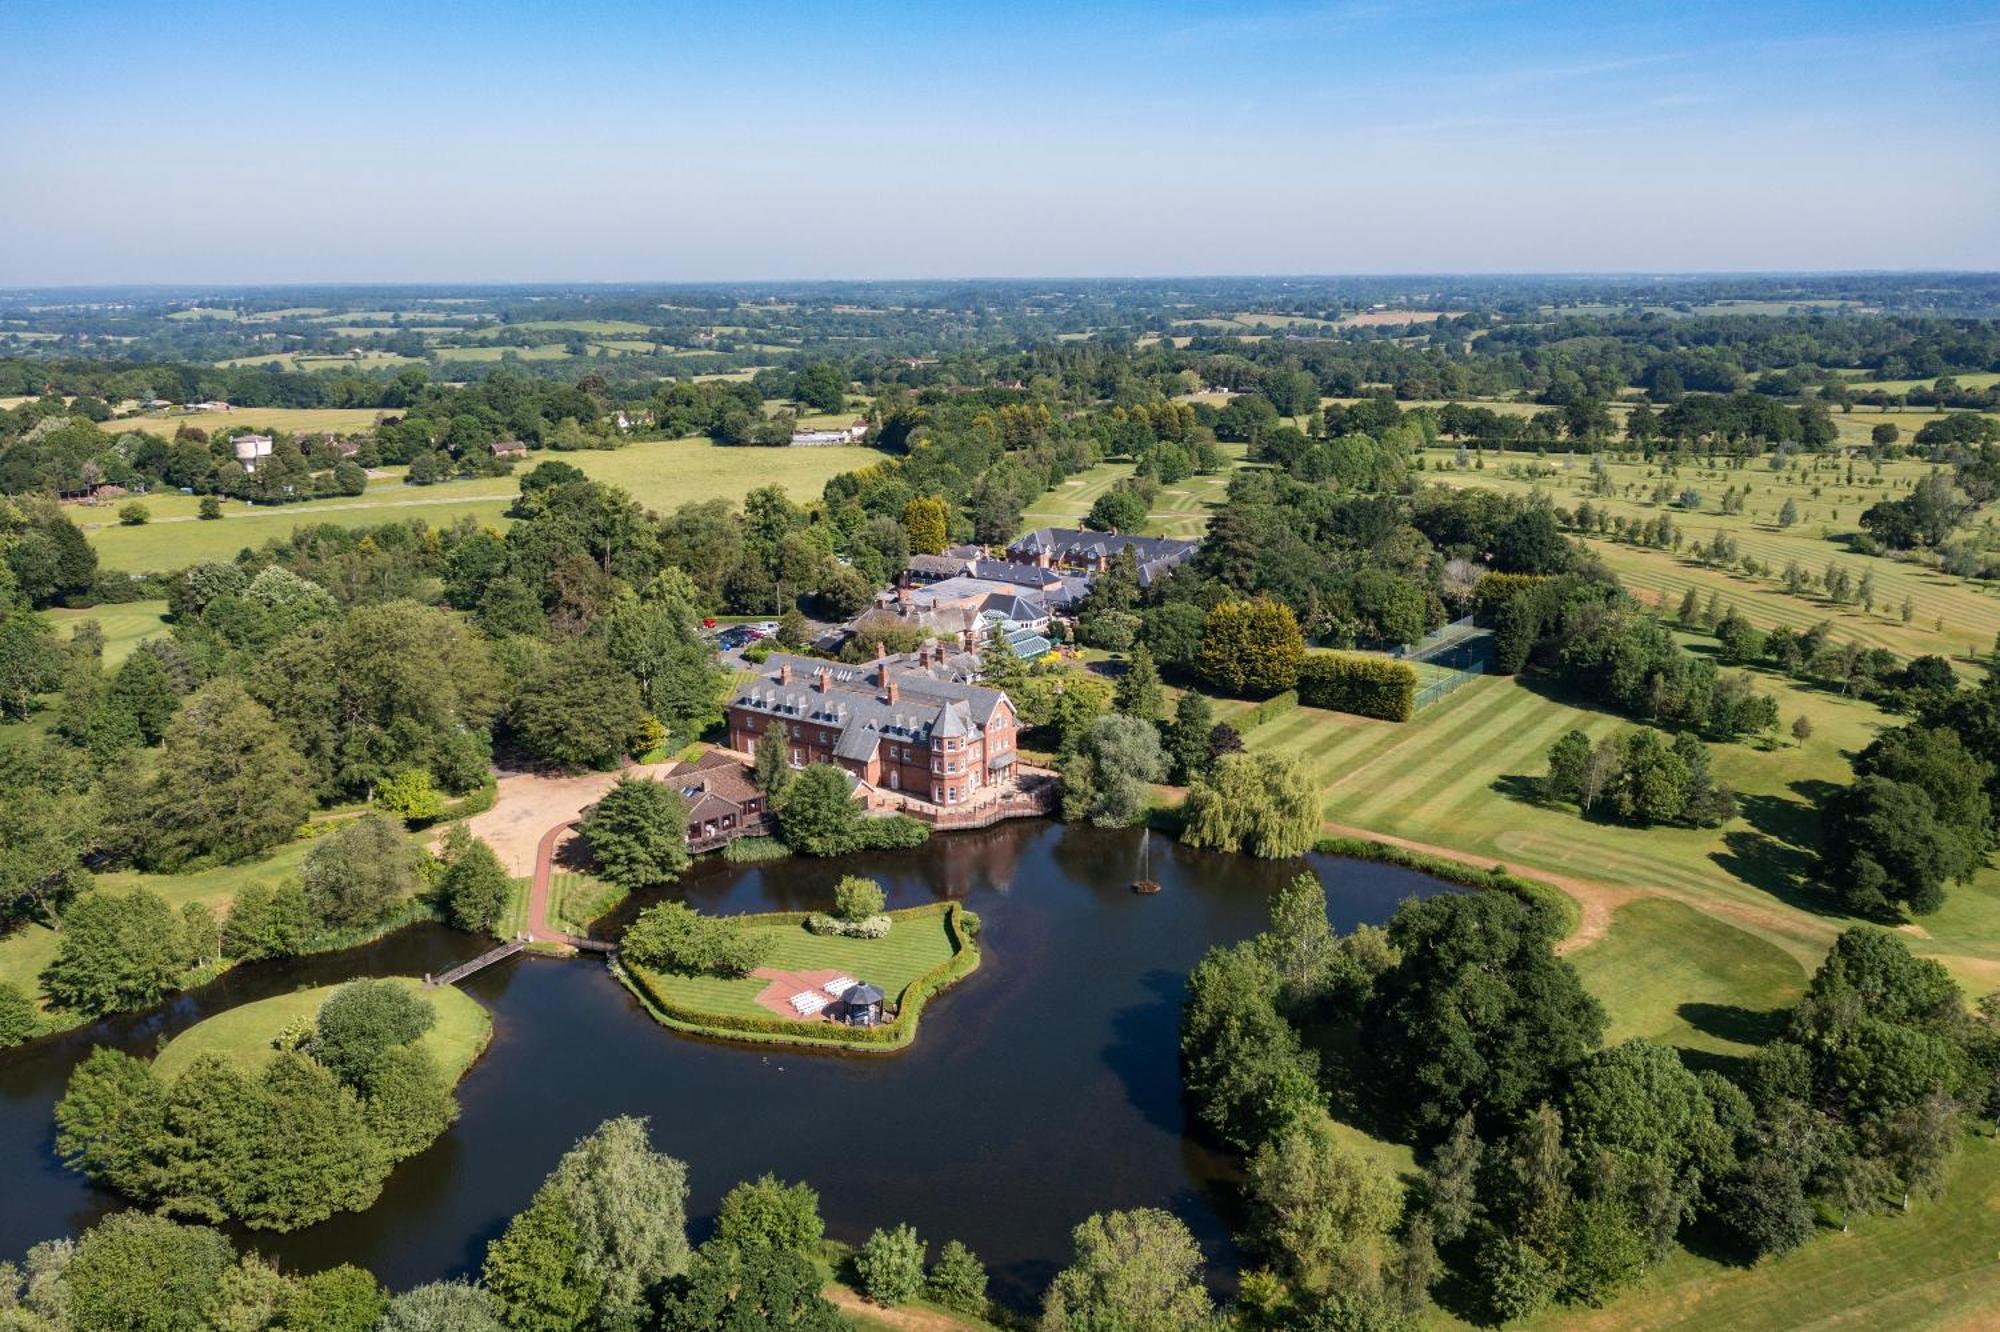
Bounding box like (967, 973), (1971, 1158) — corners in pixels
(1840, 371), (2000, 395)
(1420, 445), (2000, 662)
(1230, 666), (2000, 994)
(77, 438), (886, 571)
(99, 407), (388, 437)
(632, 906), (958, 1022)
(38, 600), (170, 665)
(151, 977), (489, 1083)
(216, 351), (421, 371)
(1567, 898), (1807, 1064)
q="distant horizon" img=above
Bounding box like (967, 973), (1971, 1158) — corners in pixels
(7, 268), (1999, 294)
(4, 0), (1995, 285)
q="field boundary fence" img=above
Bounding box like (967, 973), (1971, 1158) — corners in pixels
(1394, 615), (1496, 711)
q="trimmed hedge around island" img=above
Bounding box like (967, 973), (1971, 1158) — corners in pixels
(616, 901), (980, 1052)
(1297, 652), (1418, 722)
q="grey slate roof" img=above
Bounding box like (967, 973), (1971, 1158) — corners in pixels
(731, 654), (1011, 751)
(970, 558), (1066, 589)
(1007, 527), (1199, 569)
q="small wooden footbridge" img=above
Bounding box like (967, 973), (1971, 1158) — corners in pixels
(423, 814), (619, 989)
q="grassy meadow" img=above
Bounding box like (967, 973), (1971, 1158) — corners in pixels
(1018, 443), (1248, 540)
(1419, 444), (2000, 662)
(38, 600), (170, 665)
(100, 407), (388, 437)
(77, 435), (888, 571)
(150, 977), (489, 1083)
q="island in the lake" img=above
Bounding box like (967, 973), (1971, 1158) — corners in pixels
(55, 977), (492, 1231)
(619, 898), (980, 1051)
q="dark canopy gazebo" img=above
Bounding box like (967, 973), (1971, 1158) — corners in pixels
(843, 982), (885, 1027)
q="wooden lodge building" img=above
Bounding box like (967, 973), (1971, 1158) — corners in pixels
(659, 750), (771, 851)
(726, 649), (1021, 810)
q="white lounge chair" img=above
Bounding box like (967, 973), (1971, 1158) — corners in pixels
(822, 976), (858, 997)
(789, 991), (828, 1015)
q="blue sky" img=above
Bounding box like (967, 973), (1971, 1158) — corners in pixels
(2, 0), (1995, 283)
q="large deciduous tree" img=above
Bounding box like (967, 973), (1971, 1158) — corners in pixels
(1060, 714), (1166, 828)
(300, 812), (423, 931)
(1040, 1209), (1213, 1332)
(484, 1116), (689, 1332)
(1179, 750), (1318, 858)
(40, 889), (191, 1015)
(250, 601), (500, 800)
(508, 640), (647, 772)
(1364, 892), (1606, 1138)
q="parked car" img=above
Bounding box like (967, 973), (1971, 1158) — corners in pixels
(716, 625), (761, 651)
(752, 621), (781, 636)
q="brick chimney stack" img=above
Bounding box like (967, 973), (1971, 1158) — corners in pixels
(815, 666), (831, 692)
(885, 676), (899, 704)
(778, 661), (792, 686)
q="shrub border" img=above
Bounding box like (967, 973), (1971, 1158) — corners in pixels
(1312, 835), (1583, 940)
(615, 901), (980, 1052)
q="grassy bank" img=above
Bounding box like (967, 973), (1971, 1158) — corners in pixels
(151, 976), (490, 1083)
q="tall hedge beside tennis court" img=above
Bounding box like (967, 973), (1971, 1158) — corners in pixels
(1297, 652), (1417, 722)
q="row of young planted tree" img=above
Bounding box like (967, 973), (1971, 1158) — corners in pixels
(2, 1112), (1231, 1332)
(1182, 873), (2000, 1329)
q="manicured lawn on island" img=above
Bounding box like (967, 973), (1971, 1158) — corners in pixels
(151, 977), (490, 1084)
(38, 599), (170, 664)
(630, 906), (960, 1024)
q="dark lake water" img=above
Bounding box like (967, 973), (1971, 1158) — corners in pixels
(0, 822), (1458, 1306)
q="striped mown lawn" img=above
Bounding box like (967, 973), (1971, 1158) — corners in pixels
(549, 870), (625, 935)
(1231, 668), (2000, 985)
(634, 905), (957, 1021)
(38, 600), (171, 666)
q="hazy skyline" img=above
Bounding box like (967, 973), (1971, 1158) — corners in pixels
(4, 0), (1997, 285)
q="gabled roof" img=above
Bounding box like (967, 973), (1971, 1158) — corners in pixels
(664, 751), (761, 806)
(1006, 527), (1199, 567)
(730, 653), (1013, 745)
